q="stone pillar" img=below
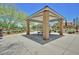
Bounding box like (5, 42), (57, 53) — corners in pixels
(43, 10), (49, 40)
(26, 19), (30, 35)
(59, 18), (64, 35)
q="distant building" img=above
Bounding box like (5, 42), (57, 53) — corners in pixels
(67, 22), (74, 27)
(64, 20), (75, 28)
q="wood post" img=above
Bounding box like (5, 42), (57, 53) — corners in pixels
(43, 10), (49, 40)
(59, 18), (63, 35)
(26, 19), (30, 35)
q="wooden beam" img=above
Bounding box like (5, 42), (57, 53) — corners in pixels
(31, 14), (43, 18)
(59, 18), (64, 35)
(30, 12), (43, 18)
(48, 10), (64, 18)
(49, 14), (57, 17)
(43, 10), (49, 40)
(29, 19), (42, 23)
(26, 19), (30, 35)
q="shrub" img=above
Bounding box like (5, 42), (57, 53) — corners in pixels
(67, 28), (76, 34)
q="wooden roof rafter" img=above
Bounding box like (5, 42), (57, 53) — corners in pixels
(29, 19), (42, 23)
(28, 5), (64, 22)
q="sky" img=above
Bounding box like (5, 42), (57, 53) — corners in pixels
(15, 3), (79, 21)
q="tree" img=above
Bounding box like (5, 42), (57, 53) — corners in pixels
(0, 4), (28, 34)
(65, 20), (67, 27)
(75, 17), (79, 32)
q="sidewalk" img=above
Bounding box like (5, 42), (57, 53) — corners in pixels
(0, 33), (79, 55)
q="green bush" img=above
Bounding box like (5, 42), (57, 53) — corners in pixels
(67, 28), (76, 34)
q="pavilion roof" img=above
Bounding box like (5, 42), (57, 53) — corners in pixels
(28, 6), (64, 23)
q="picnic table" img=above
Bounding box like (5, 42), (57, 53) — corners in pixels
(38, 30), (52, 36)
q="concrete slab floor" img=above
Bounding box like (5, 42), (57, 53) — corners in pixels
(0, 33), (79, 55)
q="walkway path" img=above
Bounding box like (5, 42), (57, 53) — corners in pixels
(0, 33), (79, 55)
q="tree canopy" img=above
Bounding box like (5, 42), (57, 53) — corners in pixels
(0, 4), (28, 34)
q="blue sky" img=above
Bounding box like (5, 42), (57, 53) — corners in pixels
(15, 3), (79, 21)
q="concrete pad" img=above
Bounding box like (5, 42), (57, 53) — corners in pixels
(68, 35), (79, 53)
(0, 33), (79, 55)
(43, 44), (65, 55)
(17, 35), (56, 55)
(64, 50), (79, 55)
(48, 35), (75, 49)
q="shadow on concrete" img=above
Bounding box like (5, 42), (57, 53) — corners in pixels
(22, 33), (63, 45)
